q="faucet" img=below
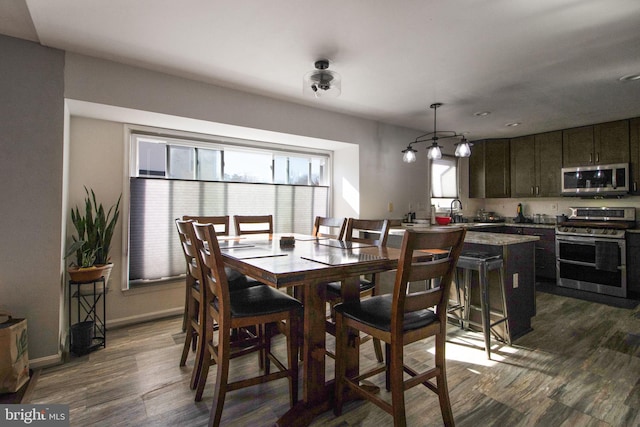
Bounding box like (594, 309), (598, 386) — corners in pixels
(450, 199), (463, 222)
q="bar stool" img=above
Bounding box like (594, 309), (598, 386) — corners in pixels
(452, 251), (510, 359)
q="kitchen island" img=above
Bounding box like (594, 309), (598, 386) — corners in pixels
(386, 225), (539, 341)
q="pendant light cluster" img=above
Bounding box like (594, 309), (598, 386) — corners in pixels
(402, 103), (471, 163)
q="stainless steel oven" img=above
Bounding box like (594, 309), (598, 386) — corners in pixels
(556, 207), (635, 298)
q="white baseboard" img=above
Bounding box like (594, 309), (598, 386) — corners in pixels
(107, 307), (183, 329)
(30, 353), (63, 369)
(30, 308), (183, 369)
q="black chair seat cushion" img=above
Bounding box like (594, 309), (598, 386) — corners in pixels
(326, 278), (375, 296)
(334, 295), (437, 332)
(213, 285), (303, 318)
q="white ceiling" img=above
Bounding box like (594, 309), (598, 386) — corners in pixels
(3, 0), (640, 140)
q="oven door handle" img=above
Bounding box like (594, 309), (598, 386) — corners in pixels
(557, 258), (603, 268)
(556, 235), (623, 245)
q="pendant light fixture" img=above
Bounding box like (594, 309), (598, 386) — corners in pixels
(401, 103), (472, 163)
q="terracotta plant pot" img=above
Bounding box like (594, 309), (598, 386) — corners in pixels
(68, 264), (113, 284)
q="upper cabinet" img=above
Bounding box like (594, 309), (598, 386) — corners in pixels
(511, 131), (562, 197)
(630, 118), (640, 194)
(562, 120), (630, 167)
(469, 139), (510, 198)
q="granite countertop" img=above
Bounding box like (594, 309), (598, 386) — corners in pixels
(390, 224), (540, 246)
(464, 231), (539, 245)
(395, 221), (555, 231)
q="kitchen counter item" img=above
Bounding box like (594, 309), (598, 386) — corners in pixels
(435, 216), (451, 225)
(472, 216), (505, 223)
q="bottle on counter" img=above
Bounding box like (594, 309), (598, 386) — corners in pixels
(430, 204), (436, 225)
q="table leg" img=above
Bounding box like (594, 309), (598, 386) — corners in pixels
(276, 282), (331, 426)
(276, 277), (362, 426)
(303, 281), (328, 403)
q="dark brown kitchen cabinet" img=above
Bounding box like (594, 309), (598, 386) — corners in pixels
(562, 120), (629, 167)
(511, 131), (562, 197)
(469, 141), (486, 198)
(522, 227), (556, 281)
(630, 118), (640, 194)
(627, 232), (640, 298)
(508, 226), (556, 281)
(469, 139), (510, 198)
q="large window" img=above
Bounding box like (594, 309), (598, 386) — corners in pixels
(128, 131), (331, 286)
(431, 156), (458, 210)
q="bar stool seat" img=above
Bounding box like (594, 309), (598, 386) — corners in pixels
(449, 251), (510, 359)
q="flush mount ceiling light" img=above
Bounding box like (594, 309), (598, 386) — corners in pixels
(402, 103), (472, 163)
(303, 59), (341, 98)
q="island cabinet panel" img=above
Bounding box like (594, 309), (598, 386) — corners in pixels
(469, 139), (510, 198)
(630, 118), (640, 194)
(461, 240), (536, 341)
(563, 120), (629, 167)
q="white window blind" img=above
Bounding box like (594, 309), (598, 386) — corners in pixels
(128, 177), (329, 284)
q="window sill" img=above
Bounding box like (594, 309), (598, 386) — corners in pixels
(121, 278), (183, 295)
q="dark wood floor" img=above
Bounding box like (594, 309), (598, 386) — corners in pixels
(31, 291), (640, 426)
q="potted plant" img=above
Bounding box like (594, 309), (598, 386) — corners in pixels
(66, 187), (121, 283)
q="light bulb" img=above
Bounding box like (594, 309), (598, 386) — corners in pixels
(427, 145), (442, 160)
(455, 141), (471, 157)
(402, 146), (417, 163)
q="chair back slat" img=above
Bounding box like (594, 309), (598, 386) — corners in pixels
(344, 218), (390, 247)
(406, 257), (450, 283)
(233, 215), (273, 235)
(183, 215), (230, 236)
(391, 228), (466, 331)
(313, 216), (347, 240)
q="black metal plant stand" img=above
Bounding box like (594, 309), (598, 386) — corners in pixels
(69, 277), (107, 355)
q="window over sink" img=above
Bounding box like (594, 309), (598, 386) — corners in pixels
(431, 155), (459, 210)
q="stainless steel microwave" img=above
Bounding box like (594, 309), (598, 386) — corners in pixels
(561, 163), (629, 196)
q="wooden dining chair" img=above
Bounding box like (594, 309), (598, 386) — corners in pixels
(312, 216), (347, 240)
(177, 217), (261, 390)
(233, 214), (273, 235)
(333, 227), (466, 427)
(326, 218), (390, 362)
(175, 219), (205, 390)
(191, 221), (302, 426)
(180, 216), (230, 333)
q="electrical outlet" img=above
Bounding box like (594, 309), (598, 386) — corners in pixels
(513, 273), (519, 288)
(550, 203), (558, 211)
(388, 202), (393, 212)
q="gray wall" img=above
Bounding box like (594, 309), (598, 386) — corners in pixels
(1, 36), (431, 364)
(0, 35), (65, 361)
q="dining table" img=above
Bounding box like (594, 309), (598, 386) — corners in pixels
(217, 232), (409, 426)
